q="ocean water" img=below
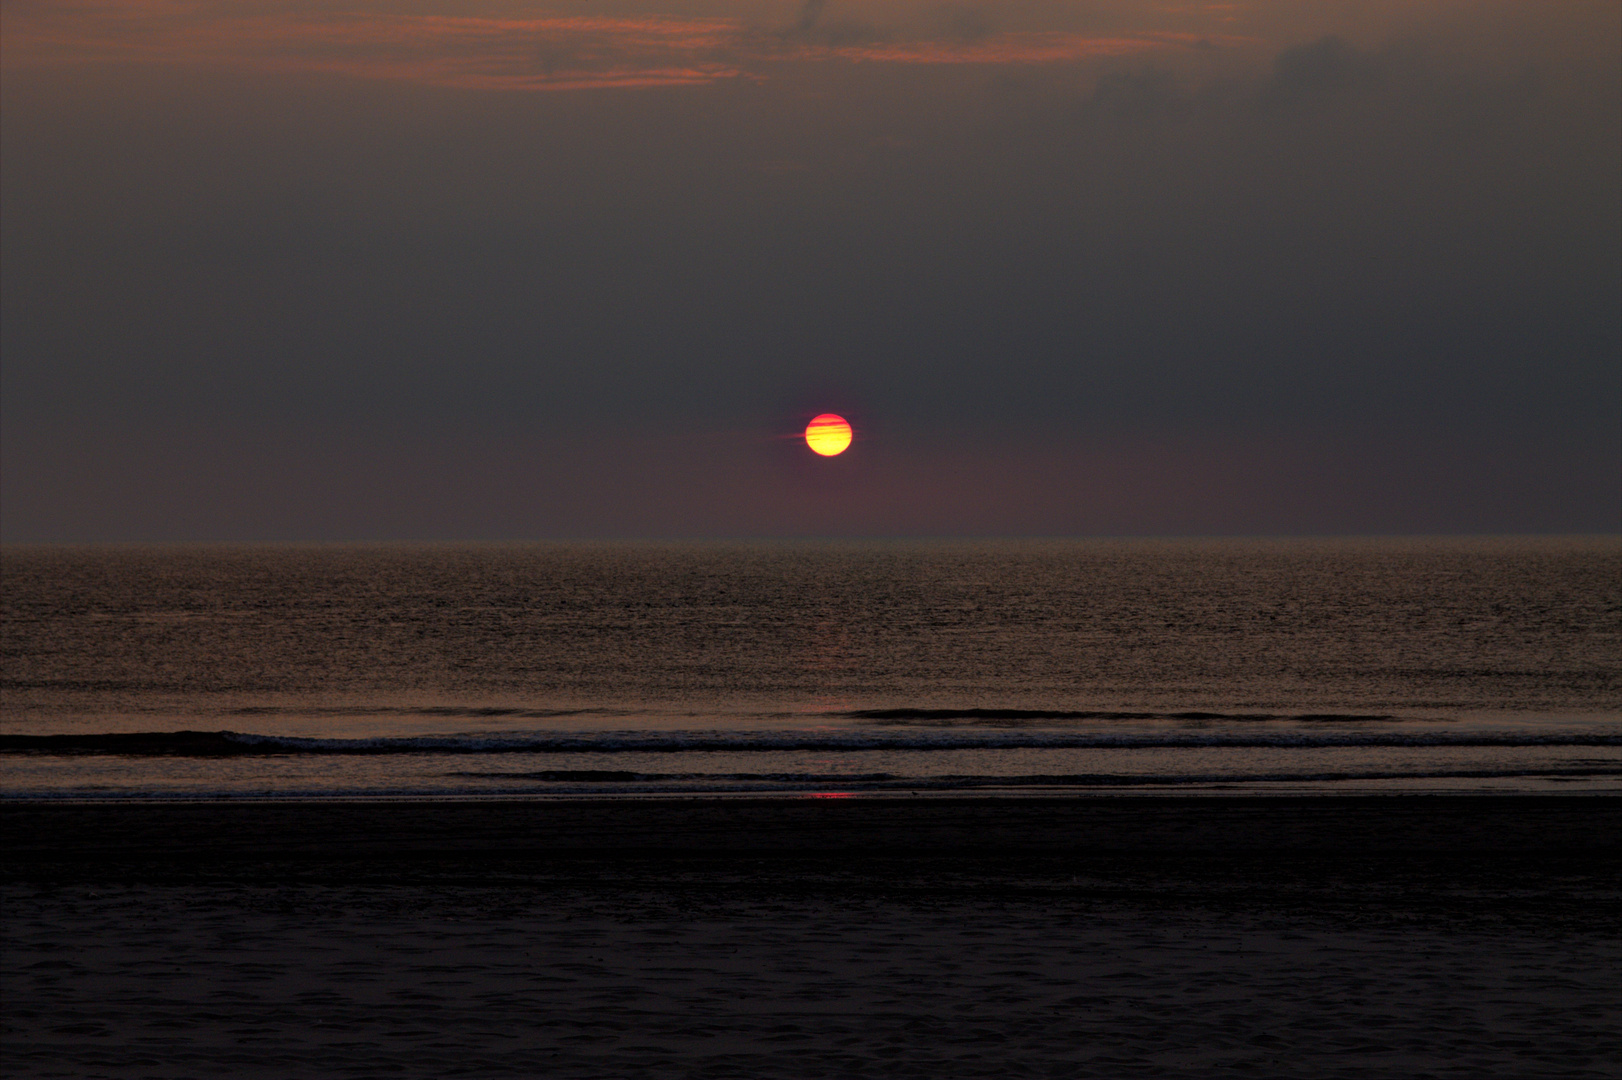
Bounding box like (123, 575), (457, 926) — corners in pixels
(2, 539), (1618, 799)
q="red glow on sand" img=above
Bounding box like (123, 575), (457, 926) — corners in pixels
(808, 792), (853, 799)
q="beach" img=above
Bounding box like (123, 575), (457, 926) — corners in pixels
(5, 0), (1619, 1069)
(4, 796), (1618, 1078)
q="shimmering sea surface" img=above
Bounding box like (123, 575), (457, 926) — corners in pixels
(2, 538), (1618, 798)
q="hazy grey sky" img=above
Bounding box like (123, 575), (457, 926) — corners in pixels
(2, 0), (1617, 539)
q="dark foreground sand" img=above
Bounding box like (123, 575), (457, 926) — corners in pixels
(3, 796), (1619, 1078)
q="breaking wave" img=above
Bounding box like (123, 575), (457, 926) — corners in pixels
(3, 727), (1618, 757)
(844, 709), (1400, 724)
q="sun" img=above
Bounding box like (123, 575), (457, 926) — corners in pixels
(804, 413), (853, 456)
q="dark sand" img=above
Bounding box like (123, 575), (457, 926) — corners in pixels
(4, 796), (1619, 1078)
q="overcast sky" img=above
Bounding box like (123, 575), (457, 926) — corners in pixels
(2, 0), (1617, 539)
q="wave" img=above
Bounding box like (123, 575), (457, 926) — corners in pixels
(5, 765), (1617, 802)
(444, 767), (1622, 785)
(4, 728), (1619, 756)
(0, 699), (1442, 725)
(228, 705), (632, 719)
(843, 709), (1399, 724)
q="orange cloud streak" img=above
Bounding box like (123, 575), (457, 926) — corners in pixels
(3, 3), (1191, 91)
(824, 35), (1159, 66)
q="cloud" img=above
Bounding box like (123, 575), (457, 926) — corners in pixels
(3, 3), (1615, 538)
(774, 0), (890, 50)
(4, 5), (751, 90)
(929, 3), (997, 44)
(819, 34), (1159, 65)
(1258, 35), (1383, 113)
(3, 1), (1189, 90)
(796, 0), (830, 35)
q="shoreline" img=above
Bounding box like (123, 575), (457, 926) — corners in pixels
(7, 793), (1616, 879)
(3, 782), (1621, 800)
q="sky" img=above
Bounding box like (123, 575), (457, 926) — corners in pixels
(2, 0), (1618, 540)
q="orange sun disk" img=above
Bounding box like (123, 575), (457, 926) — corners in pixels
(804, 414), (853, 456)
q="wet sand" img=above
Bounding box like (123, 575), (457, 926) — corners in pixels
(4, 796), (1619, 1078)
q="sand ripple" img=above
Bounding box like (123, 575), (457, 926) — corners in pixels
(4, 882), (1618, 1078)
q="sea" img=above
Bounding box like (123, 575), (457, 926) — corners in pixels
(2, 538), (1618, 800)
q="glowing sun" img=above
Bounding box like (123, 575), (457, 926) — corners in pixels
(805, 413), (853, 456)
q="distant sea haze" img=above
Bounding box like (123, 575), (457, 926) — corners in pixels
(2, 538), (1617, 799)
